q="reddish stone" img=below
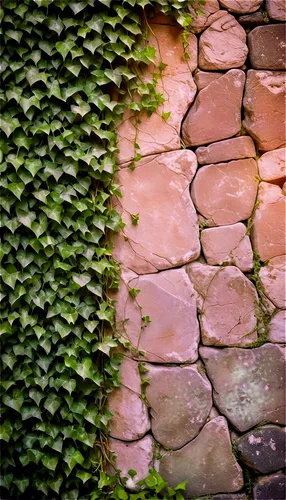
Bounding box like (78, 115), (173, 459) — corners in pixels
(238, 12), (270, 27)
(248, 25), (286, 70)
(259, 256), (286, 309)
(258, 148), (286, 186)
(194, 70), (222, 91)
(269, 310), (286, 343)
(191, 158), (258, 225)
(188, 0), (220, 34)
(253, 473), (286, 500)
(243, 70), (286, 152)
(219, 0), (263, 13)
(182, 70), (245, 147)
(196, 136), (256, 165)
(266, 0), (286, 21)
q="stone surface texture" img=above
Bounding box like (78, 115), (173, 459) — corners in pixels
(258, 148), (286, 185)
(196, 136), (256, 165)
(248, 25), (286, 70)
(269, 310), (286, 343)
(219, 0), (263, 13)
(194, 70), (223, 91)
(266, 0), (286, 21)
(200, 344), (286, 432)
(253, 473), (286, 500)
(259, 256), (286, 309)
(238, 12), (269, 27)
(188, 0), (221, 34)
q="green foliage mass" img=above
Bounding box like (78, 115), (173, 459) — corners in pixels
(0, 0), (191, 498)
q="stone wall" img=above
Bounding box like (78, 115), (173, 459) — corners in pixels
(108, 1), (286, 498)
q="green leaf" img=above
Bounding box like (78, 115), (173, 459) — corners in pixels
(41, 454), (59, 472)
(3, 389), (24, 413)
(72, 274), (91, 287)
(44, 395), (62, 415)
(7, 182), (25, 199)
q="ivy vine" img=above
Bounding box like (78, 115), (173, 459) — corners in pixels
(0, 0), (191, 498)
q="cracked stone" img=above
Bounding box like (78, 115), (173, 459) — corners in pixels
(190, 158), (258, 225)
(269, 310), (286, 343)
(182, 70), (245, 147)
(186, 263), (258, 346)
(145, 363), (212, 449)
(112, 267), (199, 363)
(258, 148), (286, 186)
(194, 70), (223, 91)
(196, 136), (256, 165)
(199, 13), (248, 70)
(112, 150), (200, 274)
(109, 435), (154, 491)
(236, 425), (286, 474)
(201, 223), (253, 272)
(248, 25), (286, 70)
(266, 0), (286, 21)
(243, 70), (286, 151)
(251, 182), (286, 261)
(200, 344), (286, 432)
(259, 255), (286, 309)
(253, 472), (286, 500)
(219, 0), (263, 13)
(159, 417), (243, 498)
(107, 357), (150, 441)
(188, 0), (220, 34)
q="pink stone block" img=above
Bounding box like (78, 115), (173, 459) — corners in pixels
(258, 148), (286, 186)
(196, 136), (256, 165)
(260, 255), (286, 309)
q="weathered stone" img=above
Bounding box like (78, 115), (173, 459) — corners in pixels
(243, 70), (286, 151)
(145, 363), (212, 450)
(248, 25), (286, 70)
(109, 435), (154, 491)
(113, 267), (199, 363)
(219, 0), (263, 13)
(236, 425), (286, 474)
(191, 158), (258, 225)
(194, 70), (222, 91)
(188, 0), (220, 34)
(107, 357), (150, 440)
(238, 12), (270, 27)
(200, 344), (286, 432)
(199, 13), (248, 70)
(159, 417), (243, 498)
(198, 495), (247, 500)
(186, 261), (218, 311)
(182, 70), (245, 147)
(196, 136), (256, 165)
(187, 263), (258, 346)
(117, 22), (197, 163)
(266, 0), (286, 21)
(112, 150), (200, 274)
(258, 148), (286, 186)
(251, 182), (286, 261)
(201, 223), (253, 272)
(269, 310), (286, 343)
(253, 472), (286, 500)
(259, 256), (286, 309)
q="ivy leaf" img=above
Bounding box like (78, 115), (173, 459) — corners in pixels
(44, 395), (62, 415)
(55, 40), (75, 60)
(72, 274), (91, 287)
(3, 389), (24, 413)
(41, 454), (59, 472)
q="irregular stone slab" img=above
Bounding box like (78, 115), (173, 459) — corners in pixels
(109, 435), (154, 491)
(253, 472), (286, 500)
(191, 158), (258, 225)
(199, 13), (248, 70)
(186, 261), (218, 311)
(188, 0), (220, 34)
(236, 425), (286, 474)
(112, 150), (200, 274)
(248, 25), (286, 70)
(113, 267), (199, 363)
(187, 263), (257, 346)
(251, 182), (286, 261)
(219, 0), (263, 13)
(159, 417), (243, 498)
(266, 0), (286, 21)
(196, 136), (256, 165)
(145, 363), (212, 449)
(197, 495), (247, 500)
(117, 22), (197, 163)
(258, 148), (286, 186)
(243, 70), (286, 152)
(200, 344), (286, 432)
(259, 256), (286, 309)
(107, 357), (150, 440)
(201, 223), (253, 272)
(238, 12), (270, 27)
(182, 70), (245, 147)
(269, 310), (286, 343)
(194, 70), (222, 91)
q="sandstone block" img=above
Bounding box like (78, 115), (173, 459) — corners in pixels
(145, 363), (212, 450)
(269, 310), (286, 343)
(201, 223), (253, 271)
(199, 13), (248, 70)
(182, 70), (245, 147)
(248, 25), (286, 70)
(198, 495), (247, 500)
(219, 0), (263, 13)
(196, 136), (256, 165)
(259, 256), (286, 309)
(194, 70), (222, 91)
(112, 150), (200, 274)
(251, 182), (286, 261)
(258, 148), (286, 186)
(200, 344), (286, 432)
(188, 0), (220, 34)
(266, 0), (286, 21)
(238, 12), (270, 27)
(191, 158), (258, 225)
(243, 70), (286, 151)
(253, 472), (286, 500)
(159, 417), (243, 498)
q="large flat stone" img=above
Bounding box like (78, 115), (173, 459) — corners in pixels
(253, 472), (286, 500)
(113, 267), (199, 363)
(236, 425), (286, 474)
(200, 344), (286, 432)
(187, 263), (258, 346)
(259, 256), (286, 309)
(201, 223), (253, 272)
(188, 0), (220, 34)
(269, 310), (286, 343)
(266, 0), (286, 21)
(248, 25), (286, 70)
(112, 150), (200, 274)
(145, 363), (212, 450)
(158, 417), (243, 498)
(190, 158), (258, 225)
(251, 182), (286, 261)
(258, 148), (286, 186)
(219, 0), (263, 13)
(243, 70), (286, 152)
(196, 136), (256, 165)
(199, 13), (248, 70)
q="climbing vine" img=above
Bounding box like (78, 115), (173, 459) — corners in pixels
(0, 0), (192, 498)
